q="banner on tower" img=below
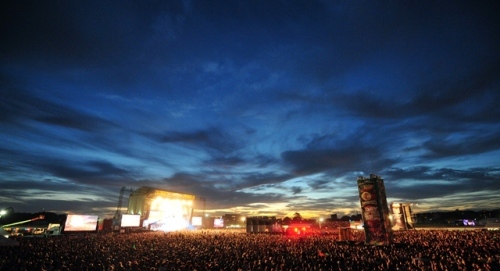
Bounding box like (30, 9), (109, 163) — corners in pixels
(357, 174), (393, 245)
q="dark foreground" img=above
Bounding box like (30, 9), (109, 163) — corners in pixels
(1, 229), (499, 271)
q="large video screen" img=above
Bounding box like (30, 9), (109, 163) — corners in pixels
(192, 216), (202, 226)
(64, 214), (99, 232)
(214, 218), (224, 228)
(121, 214), (141, 227)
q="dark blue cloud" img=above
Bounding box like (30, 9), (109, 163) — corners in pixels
(0, 0), (499, 217)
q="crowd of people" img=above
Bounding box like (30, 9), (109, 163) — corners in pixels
(1, 229), (499, 271)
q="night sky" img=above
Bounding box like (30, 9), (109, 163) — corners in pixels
(1, 1), (499, 219)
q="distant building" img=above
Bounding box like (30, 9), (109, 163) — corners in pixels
(223, 214), (245, 228)
(246, 216), (282, 233)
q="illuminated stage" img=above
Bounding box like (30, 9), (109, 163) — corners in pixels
(127, 186), (195, 232)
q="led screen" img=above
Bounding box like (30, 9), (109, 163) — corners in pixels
(64, 215), (99, 232)
(214, 218), (224, 228)
(121, 214), (141, 227)
(192, 216), (202, 226)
